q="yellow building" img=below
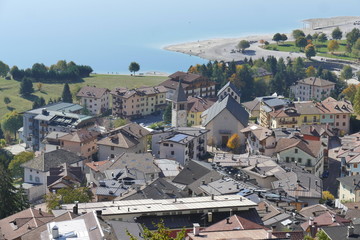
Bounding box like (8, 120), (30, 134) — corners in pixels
(187, 97), (215, 126)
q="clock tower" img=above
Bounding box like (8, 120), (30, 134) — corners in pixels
(171, 81), (187, 127)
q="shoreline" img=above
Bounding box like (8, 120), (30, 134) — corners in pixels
(164, 16), (360, 63)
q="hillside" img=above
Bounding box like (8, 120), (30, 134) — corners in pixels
(0, 74), (166, 118)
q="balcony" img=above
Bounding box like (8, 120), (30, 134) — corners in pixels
(279, 119), (297, 124)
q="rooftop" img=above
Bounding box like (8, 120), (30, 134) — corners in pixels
(61, 195), (257, 217)
(76, 86), (109, 99)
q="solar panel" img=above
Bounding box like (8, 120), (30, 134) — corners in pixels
(168, 134), (187, 142)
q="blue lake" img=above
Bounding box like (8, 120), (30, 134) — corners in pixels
(1, 0), (360, 74)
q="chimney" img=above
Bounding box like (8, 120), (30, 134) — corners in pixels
(348, 226), (355, 237)
(39, 208), (42, 215)
(267, 229), (273, 239)
(193, 223), (200, 236)
(226, 217), (230, 224)
(265, 205), (269, 212)
(52, 225), (59, 239)
(354, 179), (357, 186)
(309, 217), (314, 226)
(207, 212), (213, 223)
(73, 201), (78, 215)
(211, 194), (214, 200)
(355, 206), (358, 209)
(202, 180), (206, 185)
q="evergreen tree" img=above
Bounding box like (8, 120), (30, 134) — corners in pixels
(163, 103), (172, 124)
(0, 164), (24, 218)
(61, 83), (73, 103)
(354, 86), (360, 115)
(0, 124), (4, 139)
(19, 78), (34, 96)
(270, 72), (286, 95)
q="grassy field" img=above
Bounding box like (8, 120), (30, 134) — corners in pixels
(0, 74), (166, 118)
(266, 40), (359, 61)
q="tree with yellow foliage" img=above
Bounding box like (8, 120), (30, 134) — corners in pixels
(227, 134), (241, 153)
(327, 40), (339, 54)
(342, 84), (359, 103)
(322, 191), (335, 200)
(306, 66), (316, 77)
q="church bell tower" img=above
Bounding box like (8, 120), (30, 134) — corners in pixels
(171, 81), (187, 127)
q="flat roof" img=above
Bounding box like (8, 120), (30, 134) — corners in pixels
(62, 195), (256, 216)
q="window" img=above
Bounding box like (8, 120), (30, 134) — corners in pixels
(343, 115), (346, 119)
(322, 115), (325, 119)
(110, 154), (114, 158)
(111, 146), (114, 150)
(29, 175), (33, 181)
(313, 116), (316, 122)
(291, 157), (295, 162)
(330, 115), (333, 119)
(295, 149), (298, 153)
(298, 158), (302, 163)
(35, 177), (40, 183)
(286, 157), (289, 163)
(304, 116), (307, 122)
(171, 151), (174, 155)
(354, 163), (358, 168)
(163, 143), (169, 146)
(170, 144), (173, 147)
(337, 115), (339, 119)
(336, 122), (339, 126)
(343, 122), (346, 126)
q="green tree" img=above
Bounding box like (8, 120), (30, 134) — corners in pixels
(316, 230), (331, 240)
(352, 38), (360, 57)
(305, 44), (316, 59)
(272, 33), (282, 45)
(332, 27), (343, 40)
(45, 187), (92, 211)
(346, 28), (360, 48)
(318, 33), (328, 44)
(0, 148), (13, 168)
(312, 32), (319, 43)
(4, 96), (11, 106)
(0, 124), (4, 139)
(237, 40), (250, 52)
(354, 85), (360, 115)
(0, 164), (27, 218)
(292, 29), (305, 39)
(127, 220), (186, 240)
(61, 83), (73, 103)
(295, 37), (307, 50)
(306, 34), (313, 41)
(327, 40), (339, 54)
(113, 118), (128, 128)
(0, 61), (10, 77)
(8, 152), (34, 178)
(129, 62), (140, 75)
(341, 65), (353, 80)
(2, 111), (22, 140)
(281, 34), (288, 43)
(19, 78), (34, 96)
(163, 103), (172, 124)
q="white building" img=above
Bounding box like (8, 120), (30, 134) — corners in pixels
(290, 77), (335, 101)
(22, 102), (95, 151)
(152, 127), (208, 166)
(76, 86), (110, 115)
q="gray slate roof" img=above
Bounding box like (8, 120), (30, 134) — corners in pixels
(217, 81), (242, 98)
(172, 81), (187, 102)
(21, 149), (83, 172)
(337, 175), (360, 190)
(321, 224), (360, 240)
(203, 95), (249, 126)
(172, 160), (213, 186)
(121, 178), (186, 200)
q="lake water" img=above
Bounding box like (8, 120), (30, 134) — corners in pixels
(1, 0), (360, 74)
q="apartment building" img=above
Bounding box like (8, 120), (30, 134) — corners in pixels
(267, 98), (353, 135)
(290, 77), (335, 101)
(111, 86), (167, 119)
(76, 86), (110, 115)
(159, 71), (216, 100)
(22, 102), (95, 151)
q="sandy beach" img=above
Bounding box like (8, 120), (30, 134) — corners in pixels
(164, 16), (360, 63)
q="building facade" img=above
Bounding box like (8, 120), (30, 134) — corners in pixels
(290, 77), (335, 101)
(111, 86), (167, 119)
(76, 86), (110, 115)
(159, 71), (216, 100)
